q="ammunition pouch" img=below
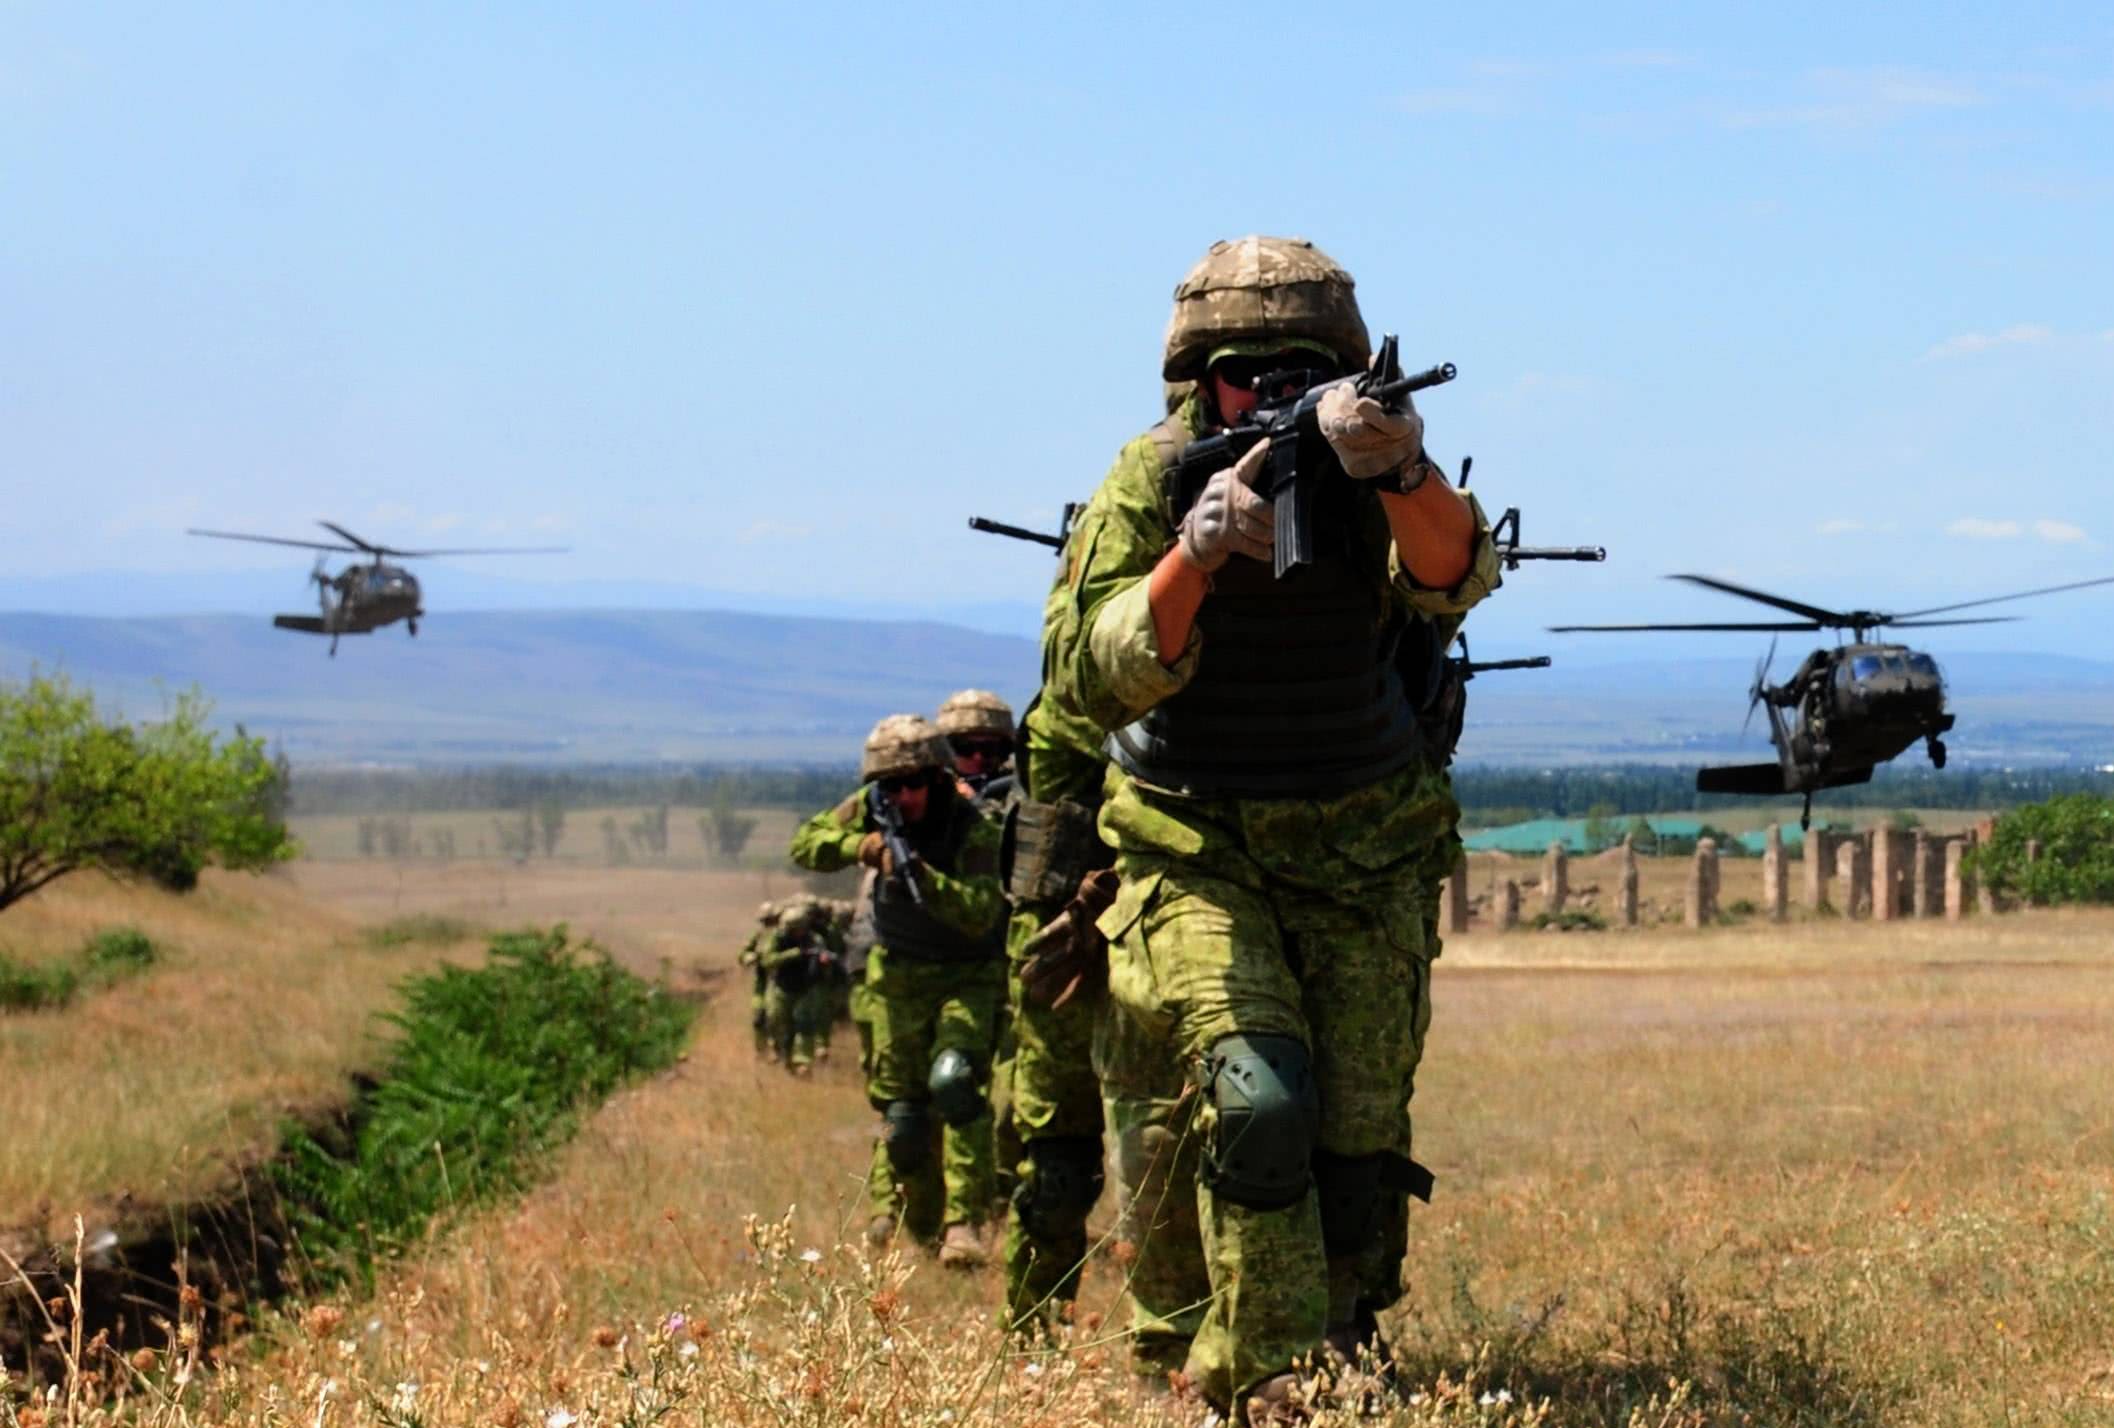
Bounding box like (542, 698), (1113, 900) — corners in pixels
(1002, 796), (1110, 906)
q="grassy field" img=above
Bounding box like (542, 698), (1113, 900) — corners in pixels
(285, 804), (808, 866)
(5, 856), (2113, 1425)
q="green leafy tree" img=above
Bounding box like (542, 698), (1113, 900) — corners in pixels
(1581, 802), (1620, 853)
(0, 674), (294, 914)
(1968, 794), (2114, 906)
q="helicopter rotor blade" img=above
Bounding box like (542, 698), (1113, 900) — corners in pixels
(1882, 616), (2022, 628)
(318, 521), (388, 556)
(1888, 574), (2114, 621)
(188, 528), (362, 554)
(1547, 621), (1825, 633)
(1667, 574), (1850, 626)
(385, 545), (572, 558)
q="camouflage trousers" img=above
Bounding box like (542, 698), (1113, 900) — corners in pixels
(999, 905), (1107, 1331)
(864, 945), (1005, 1232)
(748, 964), (771, 1057)
(1096, 857), (1434, 1408)
(764, 975), (834, 1070)
(848, 972), (878, 1076)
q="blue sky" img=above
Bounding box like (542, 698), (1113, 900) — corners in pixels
(4, 2), (2112, 660)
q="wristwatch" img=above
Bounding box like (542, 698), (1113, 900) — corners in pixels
(1376, 455), (1438, 495)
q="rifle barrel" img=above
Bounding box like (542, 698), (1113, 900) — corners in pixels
(1501, 544), (1607, 563)
(968, 516), (1064, 549)
(1463, 656), (1553, 673)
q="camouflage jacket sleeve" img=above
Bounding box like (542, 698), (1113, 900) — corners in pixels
(912, 809), (1006, 940)
(788, 790), (866, 871)
(736, 929), (765, 967)
(1052, 432), (1201, 734)
(758, 929), (803, 971)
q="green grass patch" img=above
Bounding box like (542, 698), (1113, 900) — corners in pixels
(276, 925), (693, 1288)
(0, 926), (159, 1011)
(1530, 908), (1608, 933)
(362, 912), (475, 948)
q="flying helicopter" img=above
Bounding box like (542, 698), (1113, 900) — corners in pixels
(187, 521), (567, 655)
(1551, 572), (2114, 825)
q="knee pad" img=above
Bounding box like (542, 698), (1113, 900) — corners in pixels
(882, 1100), (933, 1174)
(1013, 1136), (1104, 1241)
(1201, 1033), (1319, 1211)
(1314, 1148), (1436, 1255)
(927, 1047), (985, 1127)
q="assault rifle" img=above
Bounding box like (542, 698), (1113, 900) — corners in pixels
(1168, 333), (1456, 579)
(967, 502), (1084, 552)
(866, 784), (926, 908)
(1483, 498), (1606, 572)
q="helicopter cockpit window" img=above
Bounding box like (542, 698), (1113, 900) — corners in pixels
(1850, 654), (1886, 681)
(1906, 653), (1941, 679)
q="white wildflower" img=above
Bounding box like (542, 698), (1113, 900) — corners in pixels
(678, 1341), (699, 1360)
(799, 1248), (823, 1263)
(1023, 1361), (1044, 1377)
(391, 1382), (419, 1413)
(545, 1409), (578, 1428)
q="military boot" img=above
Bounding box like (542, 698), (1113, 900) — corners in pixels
(937, 1222), (987, 1270)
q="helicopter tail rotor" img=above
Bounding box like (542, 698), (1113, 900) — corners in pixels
(1741, 635), (1777, 740)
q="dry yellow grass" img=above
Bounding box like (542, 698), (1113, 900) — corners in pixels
(0, 871), (480, 1243)
(8, 857), (2114, 1425)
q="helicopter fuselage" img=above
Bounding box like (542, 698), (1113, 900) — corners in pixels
(1773, 642), (1953, 788)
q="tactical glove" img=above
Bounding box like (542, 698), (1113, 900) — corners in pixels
(1019, 868), (1121, 1009)
(1318, 383), (1423, 481)
(857, 831), (888, 870)
(1177, 439), (1274, 572)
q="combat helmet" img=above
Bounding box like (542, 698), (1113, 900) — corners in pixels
(936, 689), (1015, 742)
(1161, 235), (1371, 383)
(757, 900), (781, 925)
(860, 713), (949, 782)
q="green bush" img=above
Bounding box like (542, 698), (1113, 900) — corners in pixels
(0, 954), (80, 1010)
(80, 927), (157, 980)
(1531, 908), (1608, 932)
(277, 925), (693, 1287)
(1968, 794), (2114, 906)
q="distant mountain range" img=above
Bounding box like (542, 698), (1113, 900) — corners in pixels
(4, 609), (2112, 768)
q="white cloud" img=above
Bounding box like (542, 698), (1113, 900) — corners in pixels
(1948, 518), (2023, 539)
(2034, 519), (2088, 544)
(1816, 518), (1864, 536)
(1921, 323), (2054, 360)
(1724, 65), (1984, 130)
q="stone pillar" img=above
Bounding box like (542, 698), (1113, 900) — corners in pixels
(1803, 828), (1831, 910)
(1911, 831), (1939, 917)
(1497, 878), (1521, 931)
(1686, 837), (1719, 928)
(1761, 825), (1786, 922)
(1871, 828), (1900, 921)
(1837, 838), (1870, 918)
(1944, 839), (1969, 921)
(1542, 842), (1569, 916)
(1442, 855), (1469, 935)
(1616, 837), (1640, 928)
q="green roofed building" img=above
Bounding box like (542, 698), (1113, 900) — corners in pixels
(1462, 816), (1804, 857)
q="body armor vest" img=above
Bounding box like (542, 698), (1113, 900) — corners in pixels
(1109, 449), (1425, 799)
(869, 793), (995, 964)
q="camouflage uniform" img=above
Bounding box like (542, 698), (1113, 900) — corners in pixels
(789, 718), (1008, 1242)
(997, 582), (1117, 1332)
(1050, 237), (1500, 1408)
(760, 897), (844, 1072)
(736, 902), (780, 1060)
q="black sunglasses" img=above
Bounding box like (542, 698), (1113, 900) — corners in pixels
(877, 773), (926, 795)
(952, 738), (1010, 763)
(1209, 352), (1341, 391)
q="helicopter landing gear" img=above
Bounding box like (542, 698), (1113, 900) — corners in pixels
(1927, 736), (1947, 770)
(329, 634), (340, 658)
(408, 618), (419, 637)
(1799, 793), (1813, 832)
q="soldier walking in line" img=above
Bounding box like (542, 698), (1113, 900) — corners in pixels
(789, 714), (1008, 1268)
(1050, 235), (1501, 1421)
(735, 900), (781, 1061)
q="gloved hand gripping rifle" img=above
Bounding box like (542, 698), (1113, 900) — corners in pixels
(866, 783), (927, 908)
(1169, 334), (1456, 579)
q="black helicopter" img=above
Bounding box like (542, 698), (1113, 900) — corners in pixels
(1552, 572), (2114, 825)
(188, 521), (567, 655)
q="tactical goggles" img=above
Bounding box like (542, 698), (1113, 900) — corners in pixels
(1207, 350), (1343, 392)
(876, 772), (927, 795)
